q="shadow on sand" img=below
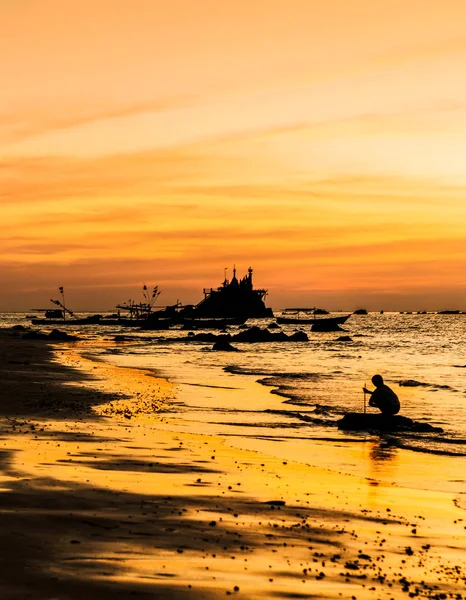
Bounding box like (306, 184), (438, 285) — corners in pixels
(0, 329), (131, 419)
(0, 445), (400, 599)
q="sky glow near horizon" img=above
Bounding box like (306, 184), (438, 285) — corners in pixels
(2, 0), (466, 311)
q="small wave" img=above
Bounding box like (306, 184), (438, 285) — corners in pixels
(224, 365), (266, 376)
(224, 365), (325, 380)
(225, 366), (331, 405)
(384, 436), (466, 457)
(256, 375), (322, 387)
(214, 420), (309, 430)
(269, 388), (302, 402)
(180, 381), (239, 390)
(213, 406), (339, 428)
(399, 379), (454, 391)
(398, 433), (466, 446)
(327, 352), (360, 358)
(264, 409), (337, 427)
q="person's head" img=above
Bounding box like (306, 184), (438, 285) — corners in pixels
(372, 374), (384, 387)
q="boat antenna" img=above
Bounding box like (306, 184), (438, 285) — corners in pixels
(51, 287), (74, 320)
(59, 286), (65, 321)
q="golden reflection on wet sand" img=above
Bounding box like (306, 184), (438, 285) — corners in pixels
(0, 335), (465, 598)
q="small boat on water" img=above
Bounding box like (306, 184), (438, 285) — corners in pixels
(276, 307), (351, 329)
(276, 314), (350, 326)
(30, 288), (105, 325)
(30, 314), (103, 326)
(310, 315), (351, 331)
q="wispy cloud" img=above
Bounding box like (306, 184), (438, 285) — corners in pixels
(0, 96), (195, 144)
(3, 141), (466, 208)
(0, 147), (215, 204)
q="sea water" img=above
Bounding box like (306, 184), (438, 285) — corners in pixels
(2, 312), (466, 495)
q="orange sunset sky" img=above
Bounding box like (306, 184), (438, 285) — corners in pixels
(2, 0), (466, 312)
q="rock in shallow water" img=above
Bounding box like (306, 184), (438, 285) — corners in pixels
(337, 412), (443, 433)
(212, 338), (240, 352)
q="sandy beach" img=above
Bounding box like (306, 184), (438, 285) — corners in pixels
(0, 327), (465, 599)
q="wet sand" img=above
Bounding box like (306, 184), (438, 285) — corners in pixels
(0, 328), (465, 599)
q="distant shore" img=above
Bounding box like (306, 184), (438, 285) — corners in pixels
(0, 327), (464, 599)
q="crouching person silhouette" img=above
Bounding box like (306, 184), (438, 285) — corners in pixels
(363, 374), (400, 417)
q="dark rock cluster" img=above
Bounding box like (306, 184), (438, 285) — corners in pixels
(22, 329), (79, 342)
(187, 325), (309, 346)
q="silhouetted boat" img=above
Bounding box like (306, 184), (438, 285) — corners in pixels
(184, 267), (273, 320)
(276, 314), (350, 327)
(30, 288), (105, 325)
(29, 269), (273, 329)
(30, 314), (103, 326)
(282, 307), (329, 315)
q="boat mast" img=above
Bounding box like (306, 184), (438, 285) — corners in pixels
(50, 287), (75, 320)
(59, 287), (66, 321)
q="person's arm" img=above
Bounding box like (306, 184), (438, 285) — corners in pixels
(362, 387), (373, 395)
(367, 388), (380, 407)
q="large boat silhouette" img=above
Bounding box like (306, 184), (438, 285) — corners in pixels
(29, 268), (273, 327)
(181, 267), (273, 320)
